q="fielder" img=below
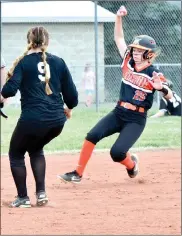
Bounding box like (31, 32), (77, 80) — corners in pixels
(1, 26), (78, 207)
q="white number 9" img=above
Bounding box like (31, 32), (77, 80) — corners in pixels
(37, 62), (51, 82)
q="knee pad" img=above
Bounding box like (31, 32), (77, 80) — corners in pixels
(9, 153), (25, 167)
(86, 132), (99, 145)
(110, 147), (126, 162)
(29, 149), (44, 159)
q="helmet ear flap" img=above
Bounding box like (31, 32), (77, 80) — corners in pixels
(143, 50), (149, 59)
(129, 47), (133, 58)
(143, 51), (157, 60)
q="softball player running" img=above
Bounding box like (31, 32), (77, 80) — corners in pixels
(1, 26), (78, 207)
(58, 6), (173, 184)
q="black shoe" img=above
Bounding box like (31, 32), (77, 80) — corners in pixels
(57, 170), (82, 183)
(126, 154), (139, 178)
(36, 191), (48, 206)
(10, 196), (31, 208)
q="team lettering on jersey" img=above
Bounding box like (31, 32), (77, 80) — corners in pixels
(124, 71), (153, 92)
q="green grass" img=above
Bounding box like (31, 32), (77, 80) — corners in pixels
(1, 104), (181, 154)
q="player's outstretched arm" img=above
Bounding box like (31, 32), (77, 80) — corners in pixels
(114, 6), (128, 58)
(150, 110), (166, 118)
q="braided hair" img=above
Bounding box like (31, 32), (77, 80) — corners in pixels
(7, 26), (52, 95)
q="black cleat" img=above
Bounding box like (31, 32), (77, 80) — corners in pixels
(36, 191), (48, 206)
(10, 196), (31, 208)
(57, 170), (82, 183)
(126, 154), (139, 178)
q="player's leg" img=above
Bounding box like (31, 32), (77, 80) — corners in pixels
(110, 121), (146, 178)
(9, 122), (31, 208)
(58, 111), (123, 183)
(27, 125), (64, 206)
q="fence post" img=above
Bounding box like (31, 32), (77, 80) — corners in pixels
(94, 0), (99, 112)
(156, 64), (160, 107)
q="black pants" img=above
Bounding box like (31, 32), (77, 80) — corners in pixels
(9, 121), (64, 197)
(86, 111), (146, 162)
(9, 121), (64, 166)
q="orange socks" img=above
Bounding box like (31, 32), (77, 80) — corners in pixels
(120, 152), (135, 170)
(76, 140), (95, 176)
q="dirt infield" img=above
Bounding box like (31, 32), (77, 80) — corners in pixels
(1, 149), (181, 235)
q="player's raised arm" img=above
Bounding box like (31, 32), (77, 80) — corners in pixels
(114, 6), (128, 58)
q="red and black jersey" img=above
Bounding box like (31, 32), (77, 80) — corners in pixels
(119, 51), (166, 110)
(114, 51), (168, 124)
(1, 52), (78, 126)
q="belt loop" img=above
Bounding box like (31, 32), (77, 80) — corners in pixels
(135, 106), (139, 112)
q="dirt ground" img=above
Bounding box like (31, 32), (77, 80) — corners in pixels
(1, 149), (181, 235)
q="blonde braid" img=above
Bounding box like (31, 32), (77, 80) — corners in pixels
(41, 45), (52, 95)
(6, 43), (33, 81)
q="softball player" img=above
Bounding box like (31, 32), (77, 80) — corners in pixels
(151, 80), (181, 117)
(58, 6), (173, 183)
(1, 26), (78, 207)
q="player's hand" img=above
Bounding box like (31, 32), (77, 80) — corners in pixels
(64, 108), (72, 119)
(116, 6), (127, 17)
(149, 71), (163, 90)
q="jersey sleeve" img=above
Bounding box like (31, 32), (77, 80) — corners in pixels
(61, 60), (78, 109)
(1, 61), (23, 98)
(121, 50), (131, 69)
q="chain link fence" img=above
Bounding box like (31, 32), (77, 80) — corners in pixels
(97, 1), (181, 108)
(1, 1), (181, 109)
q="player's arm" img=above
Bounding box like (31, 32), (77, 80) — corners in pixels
(114, 6), (127, 58)
(1, 66), (7, 90)
(61, 59), (78, 110)
(159, 82), (173, 100)
(0, 58), (7, 103)
(1, 62), (23, 99)
(150, 110), (167, 118)
(0, 67), (7, 103)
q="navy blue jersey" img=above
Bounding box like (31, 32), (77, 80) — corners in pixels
(114, 51), (167, 124)
(1, 52), (78, 126)
(119, 51), (167, 110)
(160, 91), (181, 116)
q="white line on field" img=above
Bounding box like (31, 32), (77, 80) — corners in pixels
(1, 146), (180, 157)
